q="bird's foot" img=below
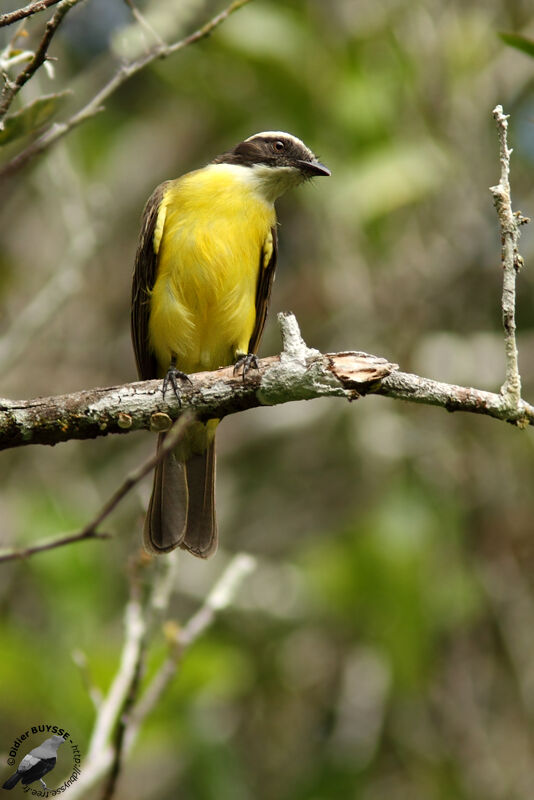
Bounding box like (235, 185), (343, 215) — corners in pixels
(162, 359), (192, 403)
(233, 353), (259, 381)
(40, 779), (48, 790)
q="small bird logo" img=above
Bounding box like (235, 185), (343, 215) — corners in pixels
(2, 734), (64, 791)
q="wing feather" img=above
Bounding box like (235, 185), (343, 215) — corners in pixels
(131, 182), (170, 380)
(248, 225), (278, 354)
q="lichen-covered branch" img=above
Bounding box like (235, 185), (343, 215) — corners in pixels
(377, 370), (532, 427)
(0, 313), (532, 456)
(490, 105), (529, 409)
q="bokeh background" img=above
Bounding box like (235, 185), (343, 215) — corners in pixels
(2, 0), (534, 797)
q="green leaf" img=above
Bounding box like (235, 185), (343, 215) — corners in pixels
(499, 32), (534, 59)
(0, 90), (71, 146)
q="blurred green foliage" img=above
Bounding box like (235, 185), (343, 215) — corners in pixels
(1, 0), (534, 798)
(0, 91), (72, 146)
(499, 31), (534, 59)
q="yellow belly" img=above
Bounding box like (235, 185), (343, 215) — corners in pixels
(149, 166), (275, 376)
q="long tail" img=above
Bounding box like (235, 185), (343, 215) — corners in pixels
(144, 434), (217, 558)
(3, 772), (21, 790)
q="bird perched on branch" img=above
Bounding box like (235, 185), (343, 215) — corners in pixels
(132, 131), (330, 558)
(2, 734), (64, 790)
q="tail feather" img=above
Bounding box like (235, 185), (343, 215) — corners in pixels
(181, 442), (217, 558)
(143, 434), (189, 553)
(3, 772), (21, 790)
(144, 435), (217, 558)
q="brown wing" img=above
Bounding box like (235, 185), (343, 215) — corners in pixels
(248, 225), (278, 354)
(131, 181), (170, 380)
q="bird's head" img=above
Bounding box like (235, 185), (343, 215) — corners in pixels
(212, 131), (330, 202)
(47, 736), (65, 750)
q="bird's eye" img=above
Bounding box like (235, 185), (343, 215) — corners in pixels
(273, 140), (285, 151)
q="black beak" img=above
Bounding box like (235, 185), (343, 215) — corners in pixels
(296, 158), (331, 177)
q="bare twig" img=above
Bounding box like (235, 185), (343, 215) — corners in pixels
(125, 554), (257, 750)
(179, 553), (257, 645)
(122, 0), (165, 48)
(72, 649), (104, 711)
(0, 260), (83, 375)
(0, 0), (253, 179)
(100, 647), (143, 800)
(69, 410), (194, 538)
(65, 552), (256, 800)
(149, 549), (180, 613)
(98, 554), (257, 800)
(479, 555), (534, 720)
(490, 105), (529, 409)
(0, 0), (83, 122)
(86, 584), (146, 797)
(0, 528), (111, 564)
(0, 0), (63, 29)
(99, 558), (148, 800)
(0, 133), (105, 376)
(0, 412), (195, 564)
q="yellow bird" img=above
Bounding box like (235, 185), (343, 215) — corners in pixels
(131, 132), (330, 558)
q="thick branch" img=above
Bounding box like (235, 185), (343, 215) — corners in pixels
(0, 0), (253, 179)
(0, 314), (532, 454)
(0, 0), (62, 29)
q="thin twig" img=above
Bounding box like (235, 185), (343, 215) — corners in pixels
(0, 411), (195, 564)
(180, 553), (257, 644)
(0, 259), (83, 375)
(489, 105), (529, 409)
(0, 131), (105, 376)
(72, 649), (104, 711)
(122, 0), (165, 48)
(0, 0), (83, 123)
(0, 0), (63, 29)
(149, 549), (180, 613)
(100, 644), (144, 800)
(71, 410), (194, 538)
(86, 585), (146, 782)
(125, 554), (257, 744)
(479, 555), (534, 720)
(0, 528), (111, 564)
(65, 552), (255, 800)
(0, 0), (253, 179)
(99, 557), (148, 800)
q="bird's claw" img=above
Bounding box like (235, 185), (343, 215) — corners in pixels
(162, 362), (192, 404)
(233, 353), (259, 381)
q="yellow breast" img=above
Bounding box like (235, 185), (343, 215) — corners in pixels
(149, 164), (275, 375)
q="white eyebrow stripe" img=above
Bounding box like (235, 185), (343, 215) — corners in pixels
(244, 131), (307, 148)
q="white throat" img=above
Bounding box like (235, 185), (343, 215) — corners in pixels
(249, 163), (305, 203)
(208, 163), (304, 205)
